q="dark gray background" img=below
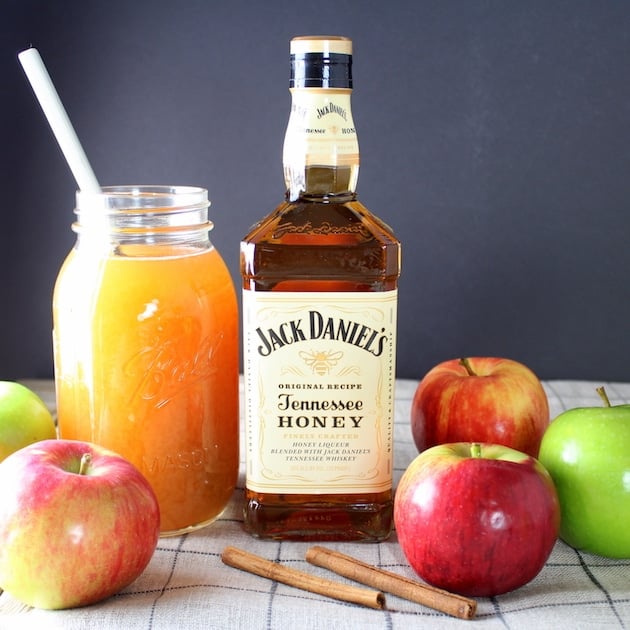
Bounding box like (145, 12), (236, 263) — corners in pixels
(2, 0), (629, 382)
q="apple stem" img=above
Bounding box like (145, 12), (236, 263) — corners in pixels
(470, 443), (482, 458)
(596, 386), (612, 408)
(78, 453), (92, 476)
(459, 358), (477, 377)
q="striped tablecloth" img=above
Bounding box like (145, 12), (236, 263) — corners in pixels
(1, 378), (629, 629)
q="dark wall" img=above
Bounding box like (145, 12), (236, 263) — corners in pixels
(2, 0), (629, 382)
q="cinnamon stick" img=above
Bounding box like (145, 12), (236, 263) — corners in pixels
(221, 546), (385, 610)
(305, 546), (476, 620)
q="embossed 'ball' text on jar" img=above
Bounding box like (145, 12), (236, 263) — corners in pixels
(53, 186), (239, 536)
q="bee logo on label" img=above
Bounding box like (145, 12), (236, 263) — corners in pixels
(299, 349), (344, 375)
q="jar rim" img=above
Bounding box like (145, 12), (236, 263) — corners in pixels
(76, 185), (209, 211)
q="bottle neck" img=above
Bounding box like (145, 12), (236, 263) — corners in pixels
(283, 88), (359, 202)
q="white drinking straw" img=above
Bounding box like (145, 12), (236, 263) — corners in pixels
(18, 47), (101, 194)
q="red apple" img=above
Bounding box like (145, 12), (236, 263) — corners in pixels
(0, 439), (160, 609)
(411, 357), (549, 457)
(394, 442), (560, 597)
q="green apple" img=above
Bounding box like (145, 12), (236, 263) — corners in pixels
(0, 381), (57, 462)
(538, 387), (630, 558)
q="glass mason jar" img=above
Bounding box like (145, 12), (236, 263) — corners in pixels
(53, 185), (239, 536)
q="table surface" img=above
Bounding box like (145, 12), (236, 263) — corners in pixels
(1, 378), (629, 630)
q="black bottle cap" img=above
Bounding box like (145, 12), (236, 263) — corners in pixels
(289, 36), (352, 89)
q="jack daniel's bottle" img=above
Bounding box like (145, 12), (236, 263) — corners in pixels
(241, 36), (401, 540)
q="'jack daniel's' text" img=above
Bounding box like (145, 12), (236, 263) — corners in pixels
(255, 310), (389, 357)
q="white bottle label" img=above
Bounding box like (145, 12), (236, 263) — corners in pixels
(283, 89), (359, 168)
(243, 289), (397, 495)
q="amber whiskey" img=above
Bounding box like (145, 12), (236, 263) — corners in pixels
(241, 36), (401, 541)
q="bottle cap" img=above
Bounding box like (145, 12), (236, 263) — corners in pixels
(290, 36), (352, 89)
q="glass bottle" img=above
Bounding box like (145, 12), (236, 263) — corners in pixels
(53, 185), (239, 536)
(241, 36), (401, 540)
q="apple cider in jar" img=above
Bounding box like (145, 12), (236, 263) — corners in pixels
(53, 186), (239, 536)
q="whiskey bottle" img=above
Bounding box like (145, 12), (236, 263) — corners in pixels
(241, 36), (401, 541)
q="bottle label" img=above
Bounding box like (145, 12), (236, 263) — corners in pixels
(283, 90), (359, 168)
(243, 289), (397, 494)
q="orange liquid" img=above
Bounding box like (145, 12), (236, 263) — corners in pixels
(53, 244), (239, 535)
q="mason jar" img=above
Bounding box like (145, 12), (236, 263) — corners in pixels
(53, 185), (239, 536)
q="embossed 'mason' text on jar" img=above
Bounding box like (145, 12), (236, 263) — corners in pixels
(53, 186), (239, 536)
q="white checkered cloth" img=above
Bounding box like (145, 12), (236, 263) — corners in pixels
(1, 379), (629, 629)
